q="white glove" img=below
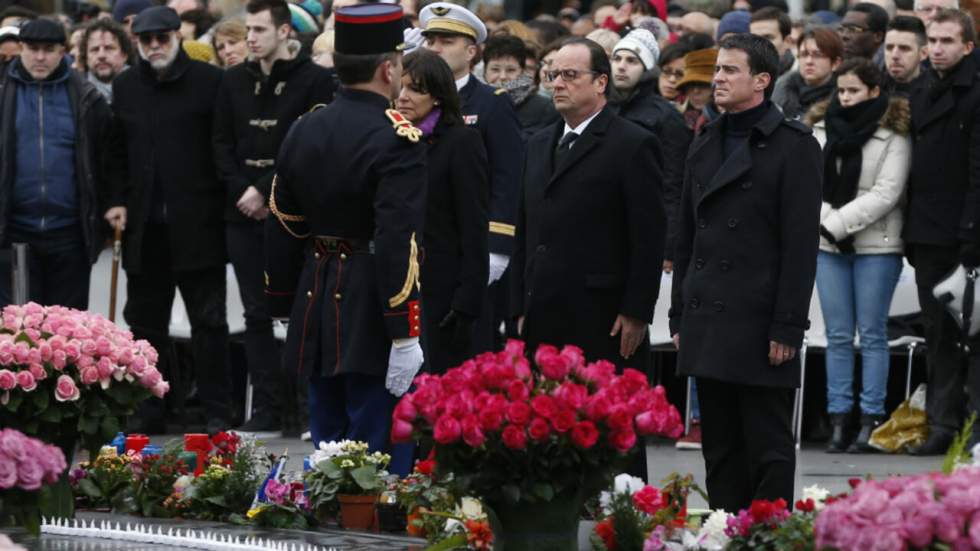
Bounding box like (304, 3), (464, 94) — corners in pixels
(386, 338), (424, 397)
(488, 253), (510, 285)
(403, 27), (425, 54)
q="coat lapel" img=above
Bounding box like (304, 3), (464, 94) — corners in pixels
(699, 141), (752, 205)
(695, 104), (782, 209)
(916, 89), (955, 131)
(547, 107), (612, 191)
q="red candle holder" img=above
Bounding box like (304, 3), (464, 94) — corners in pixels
(184, 434), (211, 476)
(124, 434), (149, 454)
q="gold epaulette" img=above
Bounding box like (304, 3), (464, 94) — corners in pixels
(269, 175), (310, 239)
(385, 109), (422, 143)
(389, 232), (420, 308)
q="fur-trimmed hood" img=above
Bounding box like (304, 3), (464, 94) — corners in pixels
(804, 95), (911, 136)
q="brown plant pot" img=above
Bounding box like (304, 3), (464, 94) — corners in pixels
(338, 494), (378, 531)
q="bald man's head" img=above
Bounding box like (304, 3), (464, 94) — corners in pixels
(678, 11), (716, 37)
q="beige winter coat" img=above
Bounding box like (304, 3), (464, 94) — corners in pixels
(805, 97), (912, 255)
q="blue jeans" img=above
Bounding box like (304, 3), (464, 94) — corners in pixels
(816, 251), (902, 415)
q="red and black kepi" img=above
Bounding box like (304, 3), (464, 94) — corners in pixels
(334, 3), (407, 55)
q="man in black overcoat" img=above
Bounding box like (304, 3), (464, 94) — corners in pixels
(212, 0), (335, 435)
(903, 8), (980, 454)
(511, 38), (666, 372)
(105, 6), (231, 433)
(669, 34), (822, 513)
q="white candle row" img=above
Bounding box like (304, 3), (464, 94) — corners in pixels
(40, 517), (329, 551)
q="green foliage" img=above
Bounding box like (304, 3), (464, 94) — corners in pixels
(130, 447), (190, 518)
(174, 438), (268, 521)
(606, 492), (646, 550)
(71, 449), (133, 509)
(435, 440), (625, 507)
(727, 513), (816, 551)
(304, 441), (391, 517)
(942, 412), (977, 474)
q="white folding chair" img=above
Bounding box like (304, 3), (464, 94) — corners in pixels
(887, 260), (925, 400)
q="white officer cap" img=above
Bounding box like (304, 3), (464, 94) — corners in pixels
(419, 2), (487, 45)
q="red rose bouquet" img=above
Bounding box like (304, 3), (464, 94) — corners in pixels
(391, 340), (684, 507)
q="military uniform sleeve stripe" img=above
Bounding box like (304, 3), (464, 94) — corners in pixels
(269, 175), (311, 239)
(489, 221), (516, 236)
(388, 232), (421, 308)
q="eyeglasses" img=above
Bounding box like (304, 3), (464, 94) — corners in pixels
(544, 68), (598, 82)
(661, 69), (684, 79)
(137, 32), (172, 46)
(840, 24), (869, 35)
(799, 50), (830, 60)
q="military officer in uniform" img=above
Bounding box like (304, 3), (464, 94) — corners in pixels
(420, 2), (524, 351)
(264, 3), (426, 468)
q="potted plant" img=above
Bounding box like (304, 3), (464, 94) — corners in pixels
(241, 477), (312, 529)
(0, 428), (68, 535)
(391, 457), (459, 538)
(164, 434), (267, 521)
(69, 446), (135, 511)
(391, 340), (686, 550)
(128, 443), (191, 518)
(304, 440), (390, 530)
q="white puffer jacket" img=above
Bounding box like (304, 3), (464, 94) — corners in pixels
(806, 96), (912, 255)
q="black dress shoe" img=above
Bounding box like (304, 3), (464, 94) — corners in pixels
(847, 414), (886, 453)
(909, 431), (954, 456)
(826, 413), (851, 454)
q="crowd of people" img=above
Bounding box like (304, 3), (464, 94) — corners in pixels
(0, 0), (978, 513)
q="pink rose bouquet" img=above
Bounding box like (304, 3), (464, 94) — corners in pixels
(815, 468), (980, 551)
(391, 340), (684, 507)
(0, 303), (168, 462)
(0, 428), (67, 534)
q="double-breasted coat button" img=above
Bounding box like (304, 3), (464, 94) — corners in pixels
(741, 181), (752, 190)
(536, 245), (547, 253)
(698, 218), (707, 229)
(713, 301), (725, 312)
(757, 141), (767, 149)
(728, 218), (739, 229)
(695, 258), (705, 270)
(690, 298), (701, 309)
(306, 291), (313, 298)
(334, 293), (342, 300)
(720, 260), (731, 271)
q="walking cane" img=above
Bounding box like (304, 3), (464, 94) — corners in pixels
(109, 226), (122, 323)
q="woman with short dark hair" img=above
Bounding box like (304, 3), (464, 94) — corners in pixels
(396, 50), (489, 374)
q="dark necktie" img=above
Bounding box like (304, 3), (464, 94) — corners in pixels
(556, 131), (579, 153)
(554, 131), (579, 163)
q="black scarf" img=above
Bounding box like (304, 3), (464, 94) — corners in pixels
(822, 93), (890, 208)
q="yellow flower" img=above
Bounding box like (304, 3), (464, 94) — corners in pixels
(246, 507), (263, 519)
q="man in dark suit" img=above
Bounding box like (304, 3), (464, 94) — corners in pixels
(670, 33), (822, 513)
(511, 37), (666, 371)
(420, 2), (524, 352)
(903, 8), (980, 454)
(264, 3), (425, 472)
